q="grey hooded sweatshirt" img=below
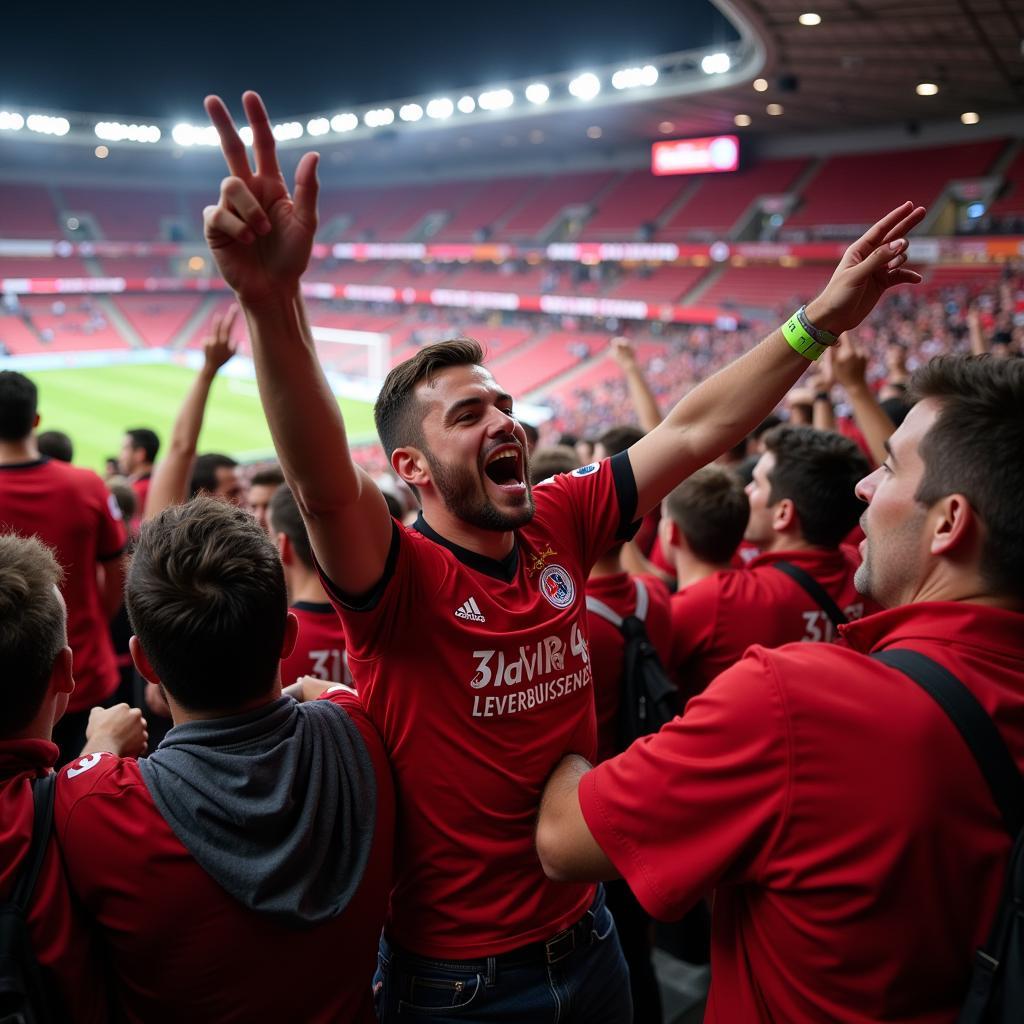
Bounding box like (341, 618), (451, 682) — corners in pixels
(138, 694), (376, 927)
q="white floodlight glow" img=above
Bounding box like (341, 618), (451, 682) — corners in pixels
(0, 111), (26, 131)
(26, 114), (70, 136)
(701, 52), (731, 75)
(331, 113), (358, 133)
(916, 82), (939, 96)
(239, 126), (254, 146)
(457, 95), (476, 114)
(306, 117), (330, 136)
(568, 72), (601, 100)
(94, 121), (161, 143)
(426, 97), (454, 119)
(399, 103), (424, 122)
(961, 111), (980, 125)
(171, 123), (220, 147)
(271, 121), (303, 141)
(525, 82), (550, 105)
(364, 107), (395, 128)
(753, 77), (769, 92)
(766, 103), (784, 116)
(478, 88), (514, 111)
(798, 12), (822, 25)
(611, 65), (658, 90)
(734, 113), (752, 127)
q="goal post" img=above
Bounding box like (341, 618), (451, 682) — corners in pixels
(310, 326), (391, 397)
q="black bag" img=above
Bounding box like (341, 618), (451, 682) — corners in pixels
(0, 771), (60, 1024)
(872, 648), (1024, 1024)
(586, 577), (679, 749)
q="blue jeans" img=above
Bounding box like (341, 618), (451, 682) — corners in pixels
(374, 885), (632, 1023)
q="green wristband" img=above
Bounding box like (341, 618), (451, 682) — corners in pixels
(783, 313), (829, 361)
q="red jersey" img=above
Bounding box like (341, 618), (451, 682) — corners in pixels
(130, 472), (150, 529)
(668, 546), (877, 700)
(0, 458), (125, 711)
(323, 453), (638, 957)
(585, 572), (673, 763)
(580, 601), (1024, 1024)
(0, 740), (106, 1023)
(280, 601), (348, 686)
(54, 690), (393, 1024)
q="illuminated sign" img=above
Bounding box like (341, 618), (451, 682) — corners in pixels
(651, 134), (740, 176)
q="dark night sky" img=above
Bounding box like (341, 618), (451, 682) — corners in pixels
(4, 1), (736, 118)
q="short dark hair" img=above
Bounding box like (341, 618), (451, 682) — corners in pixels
(374, 338), (484, 460)
(0, 371), (38, 441)
(106, 477), (137, 522)
(762, 425), (870, 548)
(190, 452), (239, 498)
(0, 534), (65, 736)
(37, 430), (74, 463)
(909, 354), (1024, 601)
(595, 425), (644, 458)
(125, 427), (160, 463)
(250, 464), (285, 489)
(529, 445), (579, 484)
(268, 485), (314, 571)
(126, 497), (287, 711)
(665, 466), (749, 564)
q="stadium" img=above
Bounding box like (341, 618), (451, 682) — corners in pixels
(1, 0), (1023, 1021)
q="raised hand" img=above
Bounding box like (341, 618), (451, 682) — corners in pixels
(203, 305), (240, 372)
(610, 336), (638, 369)
(805, 201), (926, 336)
(83, 703), (149, 758)
(203, 91), (319, 306)
(831, 332), (870, 392)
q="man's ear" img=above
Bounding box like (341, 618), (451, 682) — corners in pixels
(281, 611), (299, 661)
(659, 515), (681, 553)
(277, 531), (292, 565)
(392, 446), (430, 492)
(929, 493), (978, 559)
(772, 498), (798, 535)
(129, 636), (160, 686)
(50, 646), (75, 696)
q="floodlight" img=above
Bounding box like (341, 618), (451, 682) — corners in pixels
(0, 111), (24, 131)
(961, 111), (980, 124)
(271, 122), (303, 141)
(399, 103), (424, 122)
(307, 117), (330, 136)
(239, 126), (254, 145)
(525, 83), (550, 105)
(426, 98), (454, 119)
(916, 82), (939, 96)
(364, 108), (395, 127)
(798, 12), (821, 25)
(611, 65), (658, 90)
(568, 73), (601, 100)
(27, 114), (70, 136)
(457, 95), (476, 114)
(700, 53), (731, 75)
(478, 89), (514, 111)
(734, 114), (752, 127)
(331, 113), (358, 132)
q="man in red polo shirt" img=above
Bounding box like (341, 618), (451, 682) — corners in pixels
(201, 87), (924, 1023)
(0, 533), (147, 1023)
(119, 427), (160, 528)
(269, 483), (349, 686)
(0, 371), (127, 765)
(666, 424), (874, 701)
(55, 498), (393, 1024)
(537, 353), (1024, 1024)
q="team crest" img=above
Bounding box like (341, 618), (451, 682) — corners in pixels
(572, 463), (599, 477)
(539, 564), (576, 609)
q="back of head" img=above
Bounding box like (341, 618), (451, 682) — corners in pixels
(126, 427), (160, 464)
(763, 425), (870, 548)
(0, 534), (64, 737)
(374, 338), (484, 460)
(665, 466), (749, 565)
(0, 371), (37, 442)
(250, 464), (285, 490)
(37, 430), (74, 463)
(106, 477), (137, 523)
(190, 452), (239, 499)
(529, 445), (579, 485)
(909, 354), (1024, 602)
(594, 425), (644, 460)
(268, 484), (314, 572)
(126, 497), (287, 712)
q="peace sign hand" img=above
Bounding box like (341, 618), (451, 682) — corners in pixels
(203, 91), (319, 306)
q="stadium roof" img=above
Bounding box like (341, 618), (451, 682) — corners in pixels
(0, 0), (1021, 185)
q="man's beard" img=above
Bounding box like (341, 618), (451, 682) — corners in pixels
(425, 446), (535, 532)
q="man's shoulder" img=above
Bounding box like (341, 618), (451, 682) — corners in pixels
(55, 753), (149, 819)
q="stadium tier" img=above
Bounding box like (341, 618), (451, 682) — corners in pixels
(606, 265), (709, 303)
(486, 330), (606, 394)
(697, 263), (833, 311)
(499, 171), (617, 238)
(18, 296), (130, 351)
(98, 256), (175, 277)
(989, 148), (1024, 223)
(431, 177), (539, 242)
(0, 184), (61, 237)
(113, 295), (204, 347)
(60, 186), (183, 241)
(577, 169), (690, 240)
(0, 257), (92, 277)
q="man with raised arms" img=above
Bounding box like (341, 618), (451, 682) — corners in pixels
(202, 89), (923, 1024)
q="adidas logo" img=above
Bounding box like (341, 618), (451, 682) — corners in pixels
(455, 597), (486, 623)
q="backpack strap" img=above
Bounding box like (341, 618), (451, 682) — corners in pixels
(872, 649), (1024, 838)
(11, 772), (56, 912)
(585, 595), (623, 629)
(632, 578), (649, 623)
(772, 560), (848, 631)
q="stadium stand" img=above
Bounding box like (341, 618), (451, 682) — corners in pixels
(659, 157), (810, 238)
(20, 296), (131, 350)
(486, 329), (605, 394)
(97, 257), (176, 278)
(0, 184), (61, 237)
(431, 177), (539, 241)
(59, 187), (183, 240)
(0, 308), (45, 354)
(113, 296), (204, 347)
(499, 171), (617, 238)
(578, 170), (689, 240)
(784, 140), (1007, 235)
(697, 263), (833, 311)
(606, 265), (709, 303)
(0, 257), (92, 277)
(988, 147), (1024, 227)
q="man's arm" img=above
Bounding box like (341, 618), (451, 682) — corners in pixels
(536, 754), (618, 882)
(611, 337), (662, 432)
(830, 333), (894, 467)
(628, 203), (925, 515)
(96, 554), (126, 620)
(203, 91), (392, 596)
(79, 704), (148, 758)
(144, 311), (238, 518)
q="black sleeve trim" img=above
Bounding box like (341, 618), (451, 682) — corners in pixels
(98, 545), (127, 563)
(611, 450), (641, 542)
(313, 519), (402, 613)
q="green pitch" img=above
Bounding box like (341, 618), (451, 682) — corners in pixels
(30, 363), (379, 474)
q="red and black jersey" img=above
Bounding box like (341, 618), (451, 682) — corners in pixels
(281, 601), (348, 686)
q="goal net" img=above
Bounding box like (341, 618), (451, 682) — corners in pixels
(310, 326), (391, 400)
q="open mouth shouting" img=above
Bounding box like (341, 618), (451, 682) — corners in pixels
(483, 443), (527, 498)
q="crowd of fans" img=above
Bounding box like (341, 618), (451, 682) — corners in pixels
(1, 90), (1022, 1024)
